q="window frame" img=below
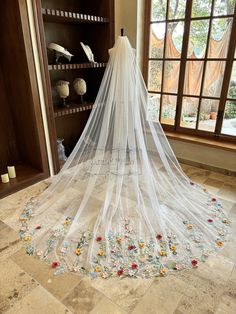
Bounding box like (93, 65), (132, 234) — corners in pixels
(143, 0), (236, 142)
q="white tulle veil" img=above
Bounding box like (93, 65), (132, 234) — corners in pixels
(20, 36), (230, 278)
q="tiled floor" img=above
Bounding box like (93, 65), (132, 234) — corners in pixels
(0, 164), (236, 314)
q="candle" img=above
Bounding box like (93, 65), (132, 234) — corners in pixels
(7, 166), (16, 179)
(1, 173), (9, 183)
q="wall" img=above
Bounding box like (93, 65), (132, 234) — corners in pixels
(115, 0), (236, 173)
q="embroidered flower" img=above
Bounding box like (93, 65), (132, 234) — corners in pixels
(52, 261), (59, 268)
(222, 218), (229, 224)
(159, 249), (167, 256)
(75, 248), (81, 255)
(95, 265), (101, 272)
(211, 198), (216, 202)
(156, 234), (162, 240)
(116, 236), (123, 243)
(117, 269), (124, 276)
(207, 219), (213, 223)
(187, 224), (193, 230)
(64, 218), (71, 225)
(24, 235), (31, 241)
(131, 263), (138, 269)
(128, 245), (136, 251)
(98, 250), (105, 256)
(170, 245), (177, 251)
(35, 225), (41, 230)
(96, 236), (102, 242)
(160, 268), (168, 276)
(216, 240), (224, 247)
(139, 242), (145, 248)
(101, 272), (109, 279)
(190, 182), (194, 186)
(175, 264), (183, 270)
(61, 247), (67, 253)
(191, 259), (198, 267)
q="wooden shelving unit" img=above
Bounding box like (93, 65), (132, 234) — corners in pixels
(33, 0), (114, 173)
(0, 0), (49, 199)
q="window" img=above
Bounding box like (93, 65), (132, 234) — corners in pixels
(144, 0), (236, 139)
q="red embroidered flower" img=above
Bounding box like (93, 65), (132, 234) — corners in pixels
(96, 236), (102, 242)
(35, 225), (41, 230)
(131, 263), (138, 269)
(211, 198), (216, 202)
(207, 219), (213, 223)
(191, 259), (198, 267)
(117, 269), (124, 276)
(128, 245), (136, 250)
(51, 261), (59, 268)
(156, 234), (162, 240)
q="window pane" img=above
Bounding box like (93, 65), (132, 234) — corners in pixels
(151, 0), (167, 21)
(202, 61), (226, 97)
(163, 61), (180, 93)
(180, 97), (199, 128)
(148, 61), (163, 92)
(198, 99), (219, 132)
(184, 61), (204, 96)
(228, 61), (236, 98)
(149, 23), (166, 58)
(168, 0), (187, 19)
(208, 18), (232, 58)
(165, 22), (184, 58)
(147, 93), (160, 121)
(188, 20), (210, 58)
(214, 0), (235, 16)
(161, 95), (177, 125)
(221, 101), (236, 135)
(192, 0), (212, 18)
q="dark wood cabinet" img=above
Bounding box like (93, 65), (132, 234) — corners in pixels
(0, 0), (49, 198)
(33, 0), (115, 172)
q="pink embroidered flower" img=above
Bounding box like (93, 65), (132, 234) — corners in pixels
(156, 234), (162, 240)
(191, 259), (198, 267)
(96, 236), (102, 242)
(117, 269), (124, 276)
(35, 225), (41, 230)
(51, 261), (59, 268)
(131, 263), (138, 269)
(207, 219), (213, 223)
(128, 245), (136, 251)
(211, 198), (216, 202)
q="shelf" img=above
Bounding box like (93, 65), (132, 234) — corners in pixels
(48, 62), (107, 71)
(0, 164), (46, 199)
(42, 8), (109, 24)
(54, 102), (94, 118)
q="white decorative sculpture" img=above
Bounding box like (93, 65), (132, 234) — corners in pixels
(73, 78), (87, 103)
(48, 43), (73, 63)
(80, 42), (96, 63)
(55, 80), (70, 107)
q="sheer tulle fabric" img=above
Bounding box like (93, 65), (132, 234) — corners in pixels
(20, 37), (230, 278)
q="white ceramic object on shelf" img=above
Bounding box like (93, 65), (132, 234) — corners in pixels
(7, 166), (16, 179)
(55, 80), (70, 107)
(1, 173), (9, 183)
(80, 42), (96, 63)
(48, 43), (73, 62)
(73, 78), (87, 103)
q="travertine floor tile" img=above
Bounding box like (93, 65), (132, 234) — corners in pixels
(11, 249), (83, 300)
(132, 276), (187, 314)
(0, 221), (19, 252)
(90, 277), (153, 312)
(215, 280), (236, 314)
(5, 286), (72, 314)
(62, 278), (104, 314)
(89, 296), (127, 314)
(218, 183), (236, 202)
(0, 258), (38, 313)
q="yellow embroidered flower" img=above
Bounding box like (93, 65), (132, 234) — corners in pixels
(64, 220), (71, 225)
(95, 265), (101, 272)
(24, 235), (31, 241)
(98, 250), (105, 256)
(170, 245), (176, 251)
(139, 242), (145, 248)
(160, 268), (168, 276)
(222, 218), (229, 224)
(116, 236), (123, 243)
(159, 249), (167, 256)
(187, 224), (193, 230)
(216, 240), (224, 247)
(75, 248), (81, 255)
